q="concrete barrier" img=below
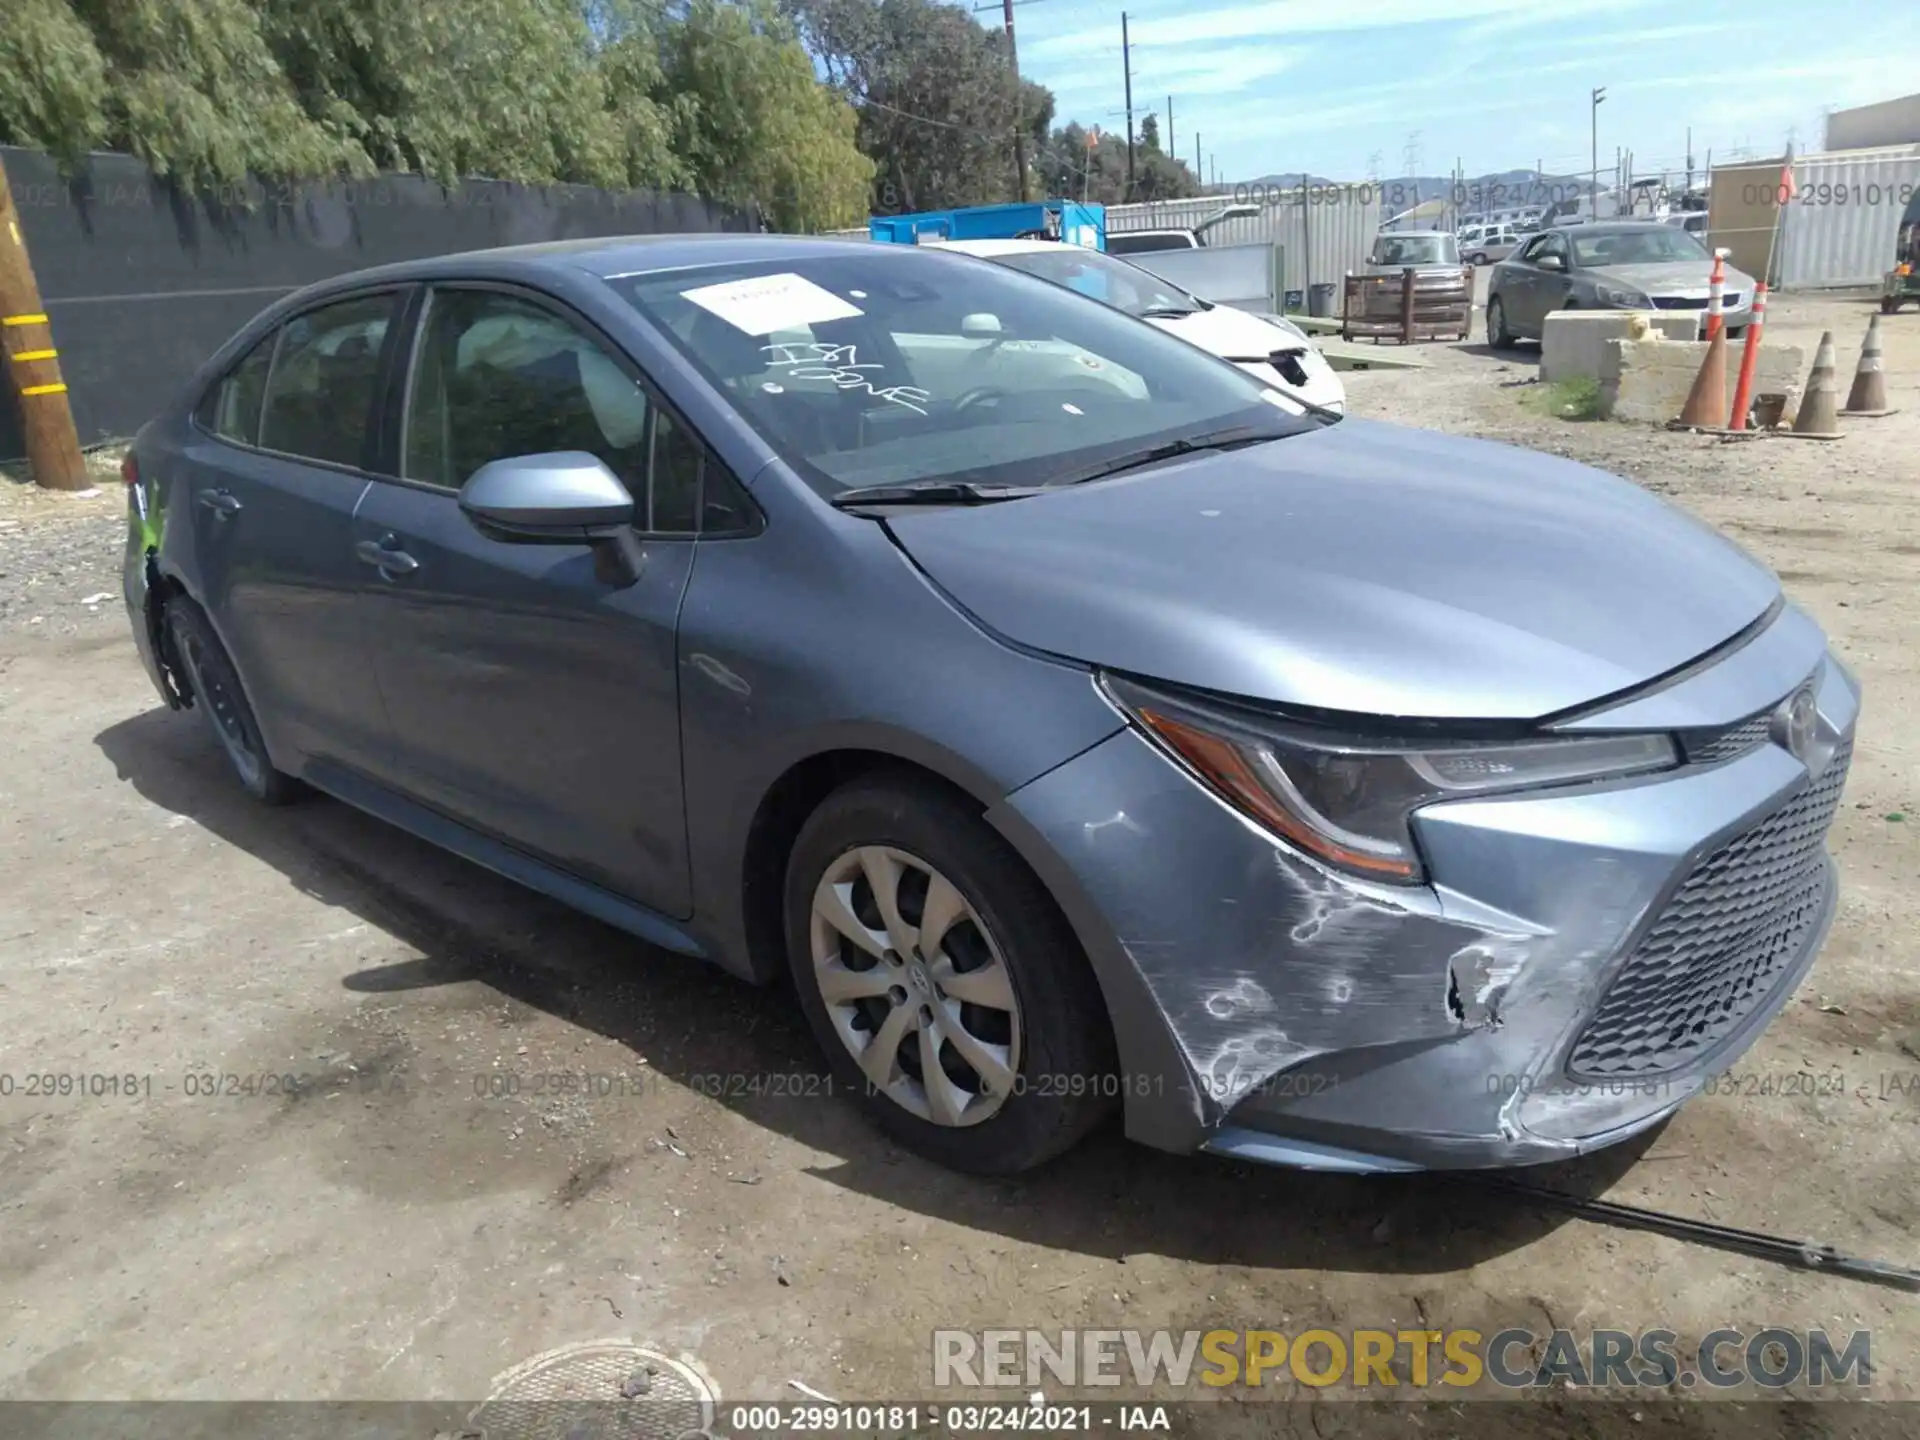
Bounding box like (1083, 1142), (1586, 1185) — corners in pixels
(1598, 337), (1804, 424)
(1541, 310), (1704, 383)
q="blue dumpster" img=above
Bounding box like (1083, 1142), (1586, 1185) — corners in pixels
(868, 201), (1107, 251)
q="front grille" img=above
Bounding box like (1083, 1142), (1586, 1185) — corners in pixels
(1567, 740), (1851, 1080)
(1681, 711), (1773, 765)
(1723, 292), (1744, 308)
(1652, 296), (1710, 309)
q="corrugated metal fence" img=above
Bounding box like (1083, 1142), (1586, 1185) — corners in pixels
(1104, 191), (1381, 294)
(1775, 146), (1920, 289)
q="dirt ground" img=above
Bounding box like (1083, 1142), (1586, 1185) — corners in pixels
(2, 291), (1917, 1435)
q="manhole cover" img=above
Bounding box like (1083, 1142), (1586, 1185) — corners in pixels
(467, 1340), (718, 1440)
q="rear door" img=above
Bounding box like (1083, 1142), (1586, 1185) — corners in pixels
(180, 290), (404, 772)
(348, 283), (714, 917)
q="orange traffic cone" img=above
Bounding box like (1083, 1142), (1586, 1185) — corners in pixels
(1842, 314), (1895, 416)
(1675, 327), (1730, 428)
(1789, 331), (1844, 439)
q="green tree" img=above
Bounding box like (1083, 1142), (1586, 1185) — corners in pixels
(0, 0), (366, 187)
(786, 0), (1024, 214)
(661, 0), (871, 230)
(258, 0), (630, 188)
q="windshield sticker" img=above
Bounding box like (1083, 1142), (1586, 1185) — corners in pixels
(761, 342), (932, 415)
(681, 273), (864, 335)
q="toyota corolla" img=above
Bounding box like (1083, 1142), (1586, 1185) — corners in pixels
(121, 236), (1858, 1176)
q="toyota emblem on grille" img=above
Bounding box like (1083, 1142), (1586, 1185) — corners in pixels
(1772, 685), (1819, 764)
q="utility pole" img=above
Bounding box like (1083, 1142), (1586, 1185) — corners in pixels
(1166, 96), (1174, 160)
(1685, 125), (1694, 194)
(1193, 132), (1201, 187)
(1121, 12), (1136, 202)
(1591, 85), (1607, 217)
(975, 0), (1033, 203)
(0, 158), (86, 490)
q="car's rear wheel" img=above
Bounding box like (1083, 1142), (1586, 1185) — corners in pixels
(1469, 251), (1487, 267)
(1487, 295), (1515, 348)
(167, 601), (299, 805)
(784, 773), (1114, 1174)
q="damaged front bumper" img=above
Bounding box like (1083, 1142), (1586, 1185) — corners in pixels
(989, 606), (1860, 1171)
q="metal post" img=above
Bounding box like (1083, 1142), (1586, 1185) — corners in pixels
(1121, 12), (1136, 202)
(1591, 86), (1607, 218)
(1166, 97), (1174, 161)
(1003, 0), (1029, 202)
(0, 157), (87, 490)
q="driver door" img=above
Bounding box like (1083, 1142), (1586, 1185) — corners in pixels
(1528, 232), (1574, 331)
(349, 284), (704, 916)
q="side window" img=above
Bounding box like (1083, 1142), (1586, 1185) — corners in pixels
(405, 289), (651, 496)
(257, 294), (396, 468)
(196, 333), (277, 445)
(648, 408), (703, 533)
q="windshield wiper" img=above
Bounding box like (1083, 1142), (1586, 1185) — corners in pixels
(1053, 425), (1280, 486)
(1139, 305), (1204, 318)
(829, 480), (1047, 510)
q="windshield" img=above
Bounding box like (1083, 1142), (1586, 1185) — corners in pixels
(1571, 227), (1711, 267)
(989, 247), (1203, 318)
(1371, 234), (1459, 267)
(614, 250), (1305, 496)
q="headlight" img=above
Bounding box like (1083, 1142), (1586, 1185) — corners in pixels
(1594, 282), (1651, 307)
(1102, 675), (1678, 884)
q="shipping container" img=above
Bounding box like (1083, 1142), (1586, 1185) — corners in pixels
(1775, 147), (1920, 289)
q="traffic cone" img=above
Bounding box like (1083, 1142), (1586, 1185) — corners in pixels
(1842, 314), (1895, 416)
(1789, 331), (1844, 439)
(1675, 327), (1730, 428)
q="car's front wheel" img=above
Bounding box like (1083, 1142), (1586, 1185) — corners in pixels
(1469, 251), (1487, 267)
(784, 773), (1115, 1174)
(167, 600), (299, 805)
(1487, 295), (1515, 348)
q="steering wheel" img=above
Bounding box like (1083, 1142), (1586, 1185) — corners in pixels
(952, 386), (1010, 414)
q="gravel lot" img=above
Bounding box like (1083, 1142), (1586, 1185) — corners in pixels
(2, 293), (1917, 1433)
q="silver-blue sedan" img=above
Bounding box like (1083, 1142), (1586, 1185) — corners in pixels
(121, 235), (1857, 1176)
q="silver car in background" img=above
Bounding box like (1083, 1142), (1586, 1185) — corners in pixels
(1363, 229), (1463, 276)
(1487, 221), (1756, 347)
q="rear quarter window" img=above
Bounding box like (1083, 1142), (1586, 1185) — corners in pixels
(195, 333), (277, 445)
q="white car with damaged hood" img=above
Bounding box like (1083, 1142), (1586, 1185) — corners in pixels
(934, 238), (1345, 415)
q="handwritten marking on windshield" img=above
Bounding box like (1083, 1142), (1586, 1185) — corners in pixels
(761, 343), (933, 415)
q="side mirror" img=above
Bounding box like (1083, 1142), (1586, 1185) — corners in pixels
(961, 312), (1003, 338)
(460, 451), (645, 585)
(1538, 254), (1566, 272)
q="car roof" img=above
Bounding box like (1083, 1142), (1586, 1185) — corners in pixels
(274, 232), (893, 305)
(932, 238), (1068, 257)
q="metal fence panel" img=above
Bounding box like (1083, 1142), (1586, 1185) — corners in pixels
(1775, 148), (1920, 289)
(1104, 190), (1381, 294)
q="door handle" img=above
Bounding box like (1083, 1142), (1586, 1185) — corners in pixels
(354, 536), (420, 577)
(197, 489), (242, 517)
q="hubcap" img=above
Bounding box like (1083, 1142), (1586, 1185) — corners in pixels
(809, 845), (1022, 1127)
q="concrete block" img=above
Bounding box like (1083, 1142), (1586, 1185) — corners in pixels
(1541, 310), (1703, 383)
(1597, 337), (1804, 424)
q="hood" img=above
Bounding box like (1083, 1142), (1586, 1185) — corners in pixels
(885, 419), (1780, 721)
(1146, 306), (1309, 361)
(1593, 262), (1755, 297)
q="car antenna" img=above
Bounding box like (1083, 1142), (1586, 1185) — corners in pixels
(1452, 1173), (1920, 1291)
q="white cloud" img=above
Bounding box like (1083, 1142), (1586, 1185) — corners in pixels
(1024, 0), (1649, 60)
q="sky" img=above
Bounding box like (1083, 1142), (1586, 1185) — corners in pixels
(999, 0), (1908, 186)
